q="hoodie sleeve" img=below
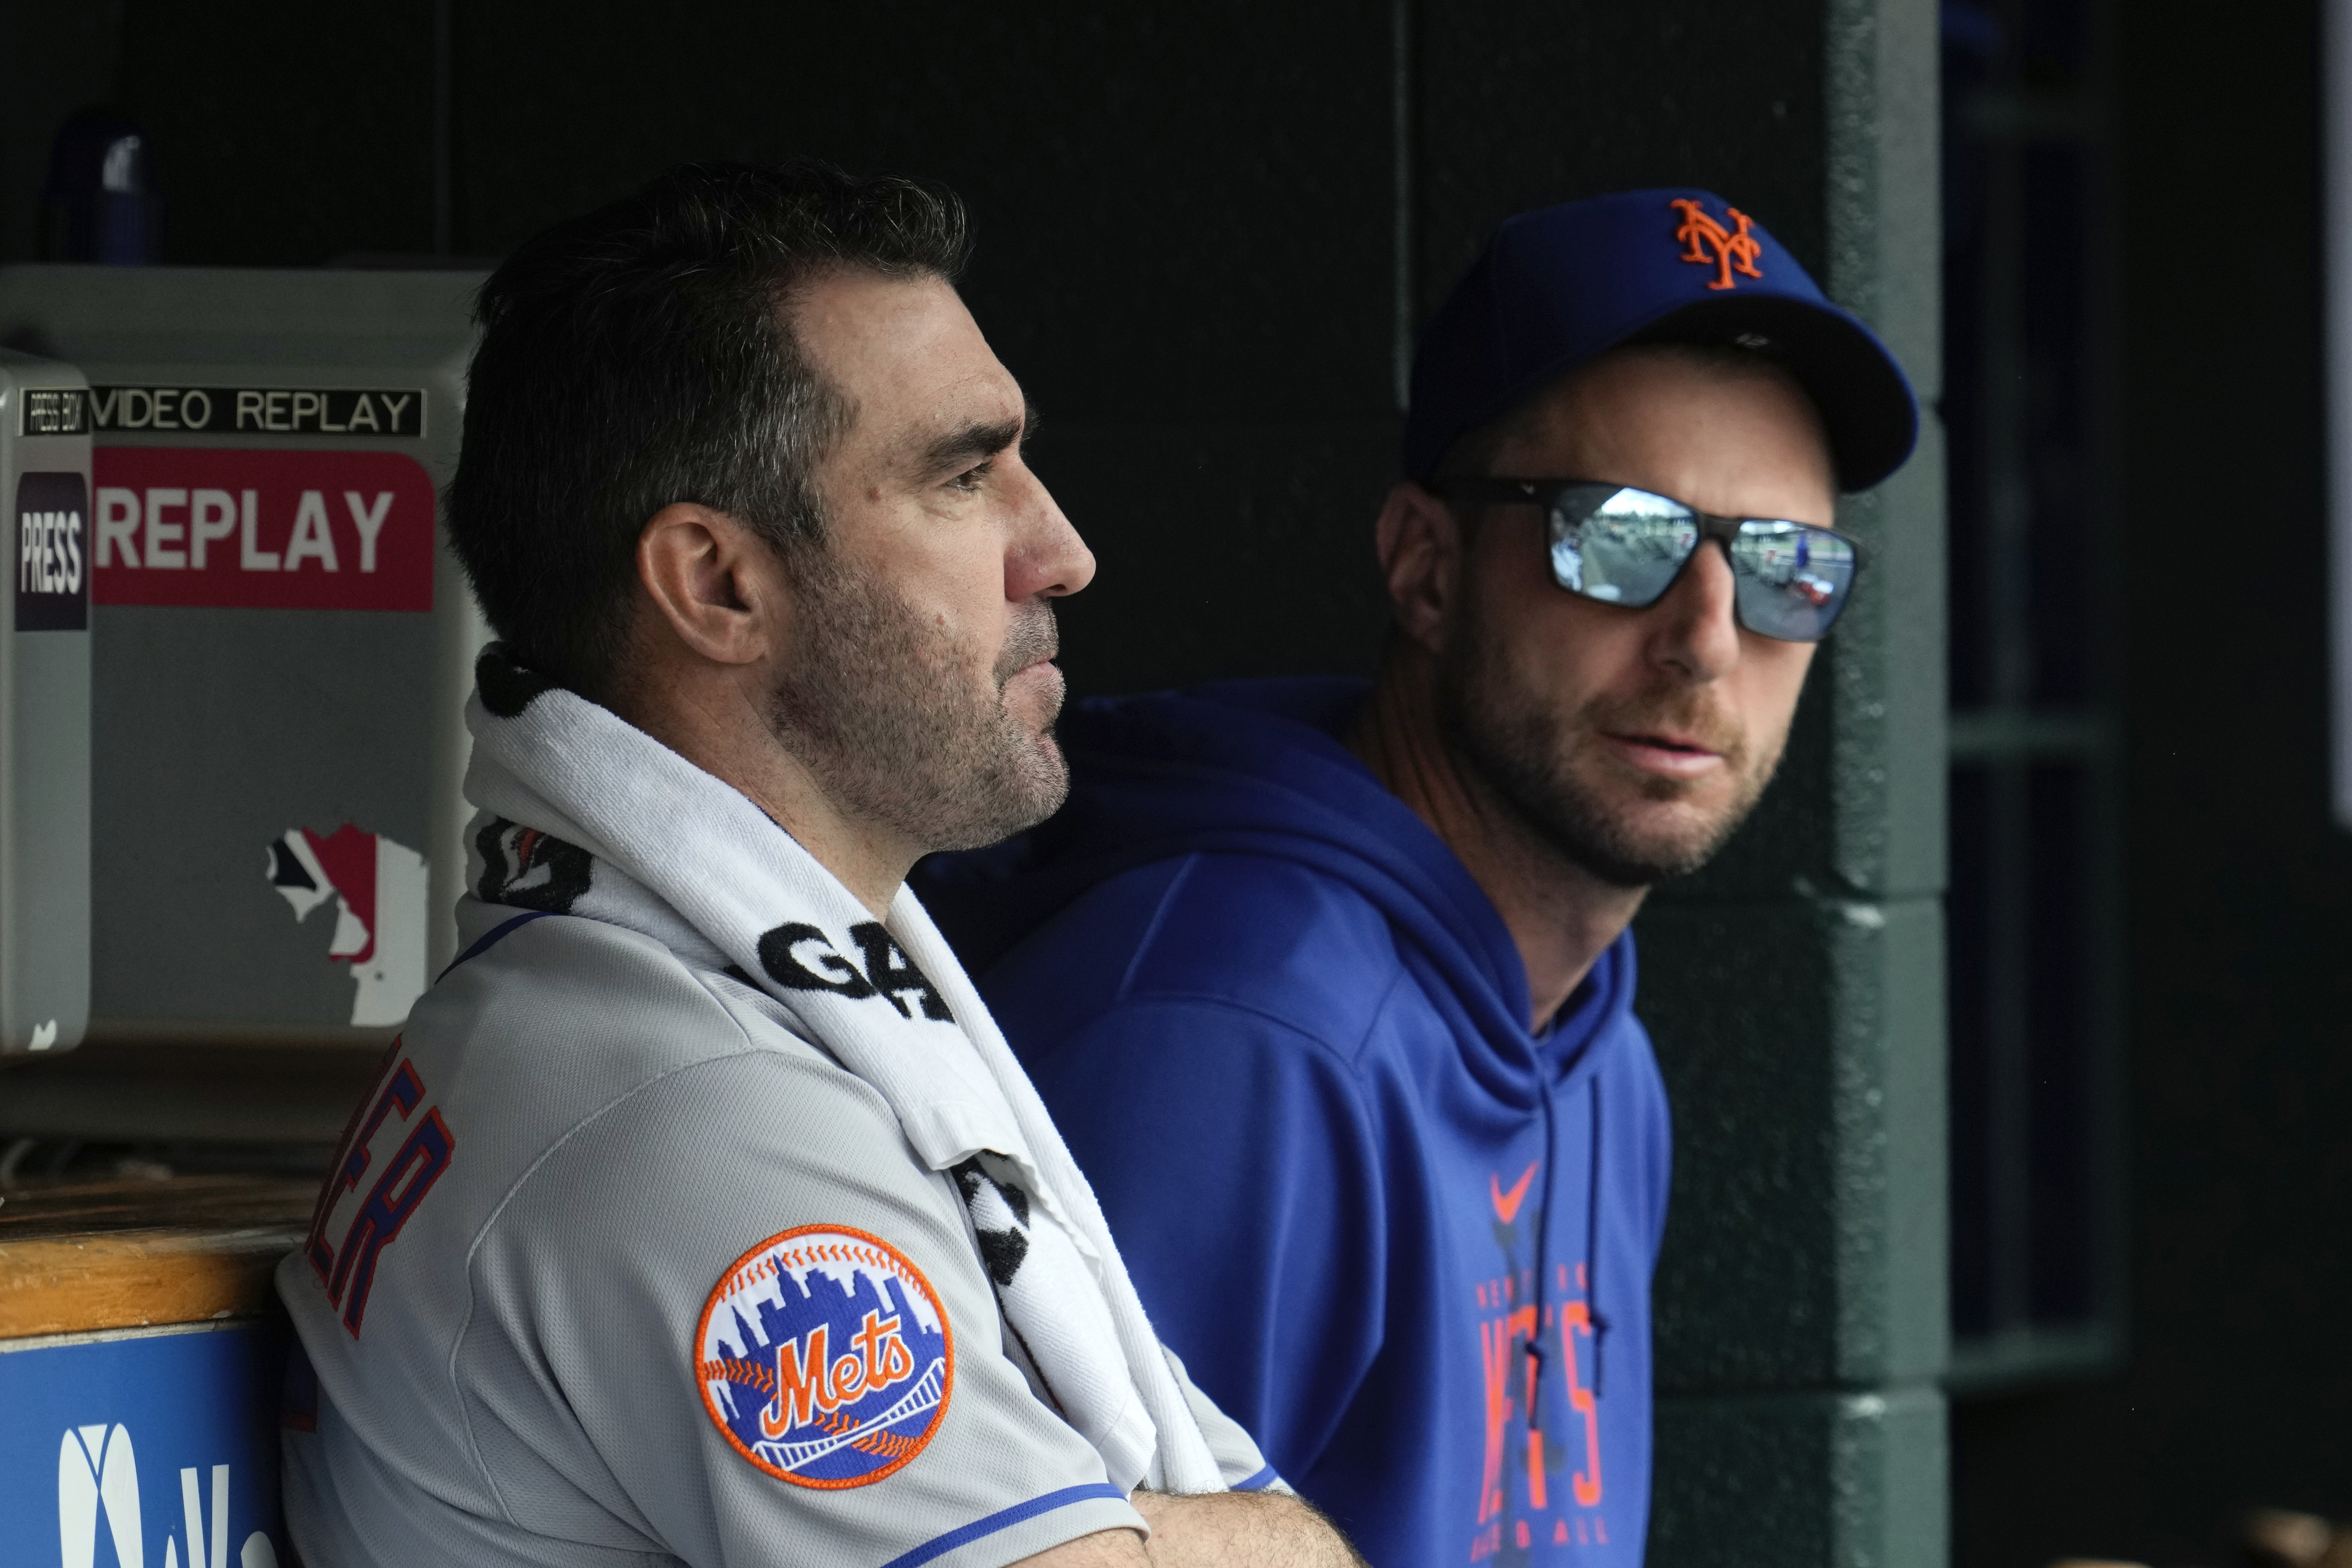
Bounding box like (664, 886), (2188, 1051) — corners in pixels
(1012, 991), (1389, 1489)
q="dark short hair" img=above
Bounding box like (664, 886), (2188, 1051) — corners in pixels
(445, 160), (971, 699)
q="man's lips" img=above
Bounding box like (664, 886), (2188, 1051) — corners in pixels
(1599, 729), (1726, 779)
(1002, 655), (1064, 702)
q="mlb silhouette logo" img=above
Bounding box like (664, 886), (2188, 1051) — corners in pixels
(267, 824), (428, 1028)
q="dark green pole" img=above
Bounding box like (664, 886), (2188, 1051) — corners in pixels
(1637, 0), (1948, 1562)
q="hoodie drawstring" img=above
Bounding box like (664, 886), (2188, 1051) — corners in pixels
(1526, 1075), (1559, 1430)
(1529, 1064), (1612, 1426)
(1588, 1073), (1608, 1398)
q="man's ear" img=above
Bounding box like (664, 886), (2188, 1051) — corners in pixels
(635, 503), (782, 668)
(1374, 480), (1467, 656)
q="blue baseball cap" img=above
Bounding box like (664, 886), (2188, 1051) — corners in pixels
(1404, 189), (1919, 492)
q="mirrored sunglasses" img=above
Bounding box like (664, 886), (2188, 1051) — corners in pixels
(1436, 478), (1867, 642)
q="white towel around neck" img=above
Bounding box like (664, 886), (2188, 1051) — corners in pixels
(461, 648), (1222, 1496)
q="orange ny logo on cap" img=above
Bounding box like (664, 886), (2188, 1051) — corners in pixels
(1669, 198), (1764, 290)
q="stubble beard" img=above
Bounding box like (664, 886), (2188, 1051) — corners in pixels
(1437, 616), (1785, 890)
(764, 545), (1070, 856)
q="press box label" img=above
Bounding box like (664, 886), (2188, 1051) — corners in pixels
(16, 471), (89, 632)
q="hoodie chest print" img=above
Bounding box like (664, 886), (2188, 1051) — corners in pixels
(1473, 1163), (1610, 1562)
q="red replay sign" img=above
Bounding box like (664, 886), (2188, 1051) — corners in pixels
(92, 448), (435, 612)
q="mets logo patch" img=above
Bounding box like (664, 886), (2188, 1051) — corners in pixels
(695, 1224), (954, 1489)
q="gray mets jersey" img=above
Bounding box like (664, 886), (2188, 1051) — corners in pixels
(276, 898), (1273, 1567)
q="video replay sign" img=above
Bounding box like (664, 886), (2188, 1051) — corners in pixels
(0, 265), (485, 1059)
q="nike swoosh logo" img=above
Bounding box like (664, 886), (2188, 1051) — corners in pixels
(1490, 1161), (1538, 1224)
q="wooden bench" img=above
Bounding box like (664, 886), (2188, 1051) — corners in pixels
(0, 1175), (311, 1568)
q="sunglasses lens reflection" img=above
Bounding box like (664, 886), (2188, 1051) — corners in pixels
(1548, 487), (1857, 641)
(1551, 487), (1701, 608)
(1729, 520), (1856, 640)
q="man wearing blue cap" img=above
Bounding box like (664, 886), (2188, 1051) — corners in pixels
(916, 190), (1918, 1566)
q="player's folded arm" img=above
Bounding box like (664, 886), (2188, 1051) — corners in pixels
(457, 1041), (1145, 1568)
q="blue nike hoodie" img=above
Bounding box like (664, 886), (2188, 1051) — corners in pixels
(916, 677), (1671, 1568)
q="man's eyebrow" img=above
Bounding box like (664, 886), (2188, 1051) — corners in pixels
(916, 399), (1037, 477)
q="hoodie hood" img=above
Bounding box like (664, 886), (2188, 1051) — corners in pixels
(919, 675), (1640, 1108)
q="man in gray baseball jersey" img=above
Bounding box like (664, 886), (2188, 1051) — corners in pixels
(275, 161), (1360, 1568)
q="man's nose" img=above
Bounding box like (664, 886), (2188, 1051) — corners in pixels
(1644, 542), (1743, 680)
(1008, 468), (1097, 601)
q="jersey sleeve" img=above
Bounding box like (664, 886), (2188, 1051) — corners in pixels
(456, 1022), (1144, 1568)
(1026, 996), (1389, 1485)
(1163, 1344), (1284, 1493)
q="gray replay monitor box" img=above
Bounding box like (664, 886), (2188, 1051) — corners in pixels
(0, 267), (488, 1049)
(0, 350), (93, 1059)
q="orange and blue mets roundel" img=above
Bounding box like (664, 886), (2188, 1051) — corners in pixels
(695, 1225), (955, 1488)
